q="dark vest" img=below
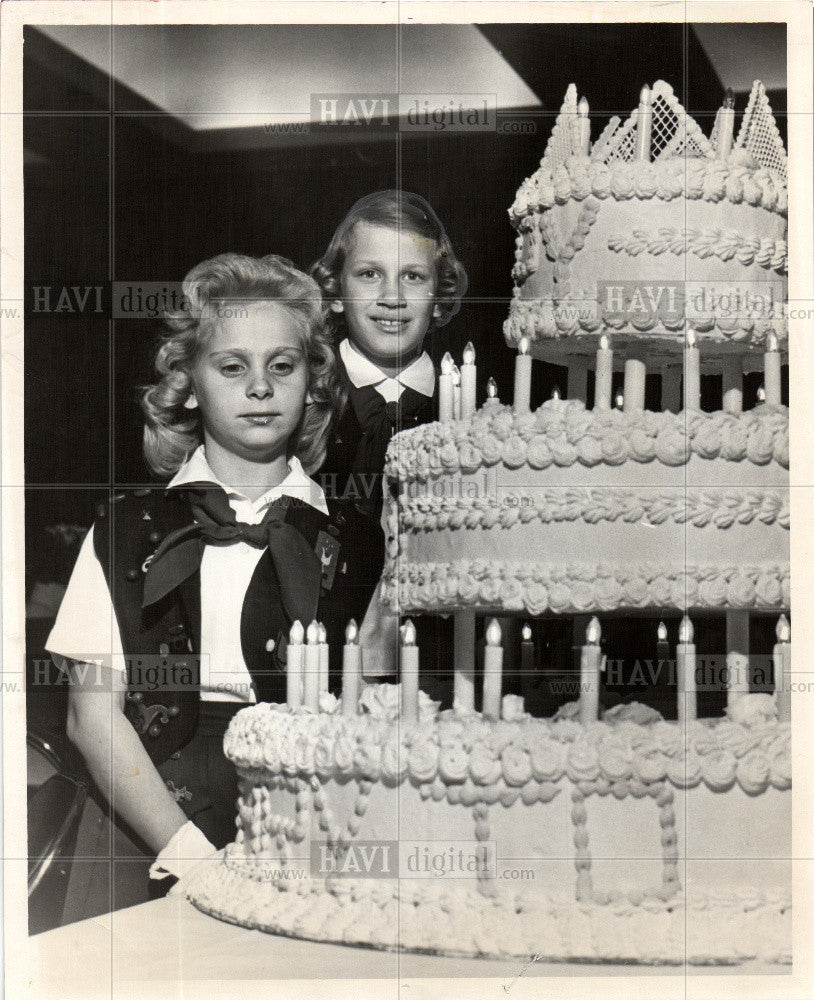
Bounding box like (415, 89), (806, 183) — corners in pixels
(93, 488), (381, 764)
(319, 357), (437, 514)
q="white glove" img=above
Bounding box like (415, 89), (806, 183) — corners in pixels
(358, 580), (399, 679)
(150, 820), (218, 892)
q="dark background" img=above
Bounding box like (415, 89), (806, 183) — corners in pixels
(23, 22), (788, 717)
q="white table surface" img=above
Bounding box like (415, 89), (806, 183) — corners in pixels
(25, 895), (779, 1000)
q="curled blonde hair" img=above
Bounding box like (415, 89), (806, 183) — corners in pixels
(142, 253), (341, 478)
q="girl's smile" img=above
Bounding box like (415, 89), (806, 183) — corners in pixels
(333, 221), (440, 373)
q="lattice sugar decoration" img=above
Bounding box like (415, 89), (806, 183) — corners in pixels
(735, 81), (788, 185)
(598, 81), (714, 164)
(540, 84), (580, 171)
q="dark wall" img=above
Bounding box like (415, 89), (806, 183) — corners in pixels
(23, 21), (787, 521)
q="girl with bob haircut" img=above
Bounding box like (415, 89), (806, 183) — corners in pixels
(311, 189), (468, 334)
(49, 252), (380, 901)
(312, 191), (468, 703)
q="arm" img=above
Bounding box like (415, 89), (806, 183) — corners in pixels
(64, 656), (189, 855)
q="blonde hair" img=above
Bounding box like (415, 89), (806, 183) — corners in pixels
(142, 253), (341, 477)
(310, 190), (468, 334)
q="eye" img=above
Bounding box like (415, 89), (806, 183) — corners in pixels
(270, 359), (295, 376)
(357, 268), (379, 280)
(220, 362), (245, 376)
(403, 270), (430, 283)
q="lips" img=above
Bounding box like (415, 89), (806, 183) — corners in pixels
(240, 413), (280, 424)
(371, 317), (409, 332)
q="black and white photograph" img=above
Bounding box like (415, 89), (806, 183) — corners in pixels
(2, 2), (813, 997)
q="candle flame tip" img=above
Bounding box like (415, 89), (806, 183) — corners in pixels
(776, 614), (790, 642)
(640, 84), (651, 104)
(400, 619), (417, 645)
(578, 96), (589, 116)
(586, 616), (601, 643)
(485, 618), (502, 645)
(679, 615), (694, 643)
(522, 624), (532, 641)
(441, 352), (454, 374)
(290, 620), (305, 642)
(463, 341), (476, 364)
(657, 621), (668, 641)
(518, 337), (530, 355)
(345, 619), (359, 643)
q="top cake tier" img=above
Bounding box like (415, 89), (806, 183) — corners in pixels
(504, 82), (788, 361)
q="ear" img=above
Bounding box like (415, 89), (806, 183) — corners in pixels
(329, 299), (344, 314)
(305, 390), (314, 405)
(184, 391), (198, 410)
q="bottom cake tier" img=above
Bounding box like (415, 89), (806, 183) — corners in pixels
(185, 687), (791, 966)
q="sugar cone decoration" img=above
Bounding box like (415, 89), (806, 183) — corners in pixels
(736, 80), (787, 183)
(541, 83), (579, 170)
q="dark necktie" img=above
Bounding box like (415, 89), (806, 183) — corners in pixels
(142, 483), (322, 627)
(348, 383), (430, 475)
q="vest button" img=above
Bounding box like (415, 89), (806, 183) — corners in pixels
(148, 723), (162, 738)
(168, 705), (180, 717)
(125, 569), (139, 582)
(149, 531), (161, 545)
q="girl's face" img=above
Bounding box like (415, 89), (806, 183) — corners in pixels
(333, 221), (440, 370)
(188, 301), (310, 466)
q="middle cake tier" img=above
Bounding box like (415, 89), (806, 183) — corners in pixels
(382, 398), (789, 617)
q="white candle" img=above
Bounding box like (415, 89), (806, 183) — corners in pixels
(400, 619), (420, 726)
(513, 337), (532, 413)
(636, 85), (652, 162)
(722, 355), (743, 414)
(774, 614), (791, 723)
(303, 620), (321, 711)
(764, 333), (782, 406)
(623, 356), (646, 412)
(451, 363), (462, 420)
(318, 622), (329, 698)
(676, 615), (697, 725)
(684, 329), (701, 411)
(486, 377), (498, 401)
(578, 95), (590, 155)
(717, 88), (735, 160)
(482, 619), (503, 721)
(438, 351), (454, 421)
(286, 620), (304, 710)
(342, 619), (361, 718)
(579, 617), (602, 726)
(460, 342), (477, 420)
(453, 611), (476, 713)
(725, 610), (750, 707)
(594, 335), (613, 410)
(568, 356), (589, 403)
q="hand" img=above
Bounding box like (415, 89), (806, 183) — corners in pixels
(358, 581), (399, 678)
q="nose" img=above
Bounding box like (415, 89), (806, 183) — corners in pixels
(377, 273), (406, 310)
(246, 368), (273, 399)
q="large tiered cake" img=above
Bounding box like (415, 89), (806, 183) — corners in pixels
(187, 81), (791, 967)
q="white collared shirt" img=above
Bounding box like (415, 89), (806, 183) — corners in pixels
(47, 447), (327, 703)
(339, 338), (435, 403)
